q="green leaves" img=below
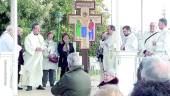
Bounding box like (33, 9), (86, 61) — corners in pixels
(0, 0), (110, 56)
(0, 0), (10, 34)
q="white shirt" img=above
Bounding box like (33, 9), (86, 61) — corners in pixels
(122, 33), (138, 52)
(0, 32), (14, 52)
(143, 31), (159, 53)
(154, 28), (170, 60)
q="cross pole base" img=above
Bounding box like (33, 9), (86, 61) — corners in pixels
(81, 49), (90, 73)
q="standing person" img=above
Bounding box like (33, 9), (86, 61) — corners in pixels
(0, 25), (20, 52)
(58, 33), (75, 78)
(121, 25), (138, 51)
(154, 18), (170, 61)
(17, 27), (24, 90)
(143, 22), (159, 56)
(21, 23), (45, 91)
(96, 32), (107, 81)
(103, 25), (117, 73)
(42, 32), (58, 87)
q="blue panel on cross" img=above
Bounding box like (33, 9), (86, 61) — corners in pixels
(81, 26), (87, 37)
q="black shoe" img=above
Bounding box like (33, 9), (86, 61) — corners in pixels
(26, 86), (32, 91)
(36, 85), (45, 90)
(18, 87), (23, 90)
(50, 84), (54, 87)
(43, 84), (46, 87)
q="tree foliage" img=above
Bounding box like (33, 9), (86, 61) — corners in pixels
(0, 0), (110, 56)
(0, 0), (10, 35)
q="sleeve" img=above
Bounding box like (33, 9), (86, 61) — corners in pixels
(69, 43), (75, 53)
(132, 36), (138, 51)
(4, 39), (14, 52)
(43, 41), (49, 57)
(164, 32), (170, 59)
(126, 35), (138, 51)
(24, 35), (36, 55)
(51, 75), (70, 95)
(39, 35), (45, 50)
(3, 34), (15, 52)
(57, 42), (67, 57)
(54, 42), (59, 56)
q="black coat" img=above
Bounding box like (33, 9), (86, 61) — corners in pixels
(18, 35), (24, 65)
(57, 42), (75, 68)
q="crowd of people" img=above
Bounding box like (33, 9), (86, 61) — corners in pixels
(96, 18), (170, 96)
(0, 17), (170, 96)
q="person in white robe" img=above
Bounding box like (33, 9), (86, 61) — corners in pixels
(103, 25), (118, 75)
(0, 25), (21, 94)
(119, 25), (138, 95)
(21, 23), (45, 91)
(142, 22), (159, 56)
(154, 18), (170, 61)
(121, 25), (138, 52)
(0, 25), (21, 52)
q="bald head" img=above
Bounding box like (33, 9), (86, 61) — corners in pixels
(149, 22), (156, 33)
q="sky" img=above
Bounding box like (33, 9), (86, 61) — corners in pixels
(103, 0), (170, 32)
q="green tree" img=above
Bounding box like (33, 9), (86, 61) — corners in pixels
(0, 0), (10, 35)
(0, 0), (110, 56)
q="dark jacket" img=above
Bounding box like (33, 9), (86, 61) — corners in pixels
(57, 42), (74, 68)
(18, 35), (24, 65)
(51, 66), (91, 96)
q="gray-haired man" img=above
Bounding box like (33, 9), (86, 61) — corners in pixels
(139, 56), (170, 82)
(51, 52), (91, 96)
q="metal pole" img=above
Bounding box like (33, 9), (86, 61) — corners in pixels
(11, 0), (18, 95)
(116, 0), (121, 51)
(141, 0), (143, 37)
(111, 0), (113, 25)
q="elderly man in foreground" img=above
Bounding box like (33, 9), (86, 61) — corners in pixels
(51, 52), (91, 96)
(132, 56), (170, 96)
(141, 56), (170, 81)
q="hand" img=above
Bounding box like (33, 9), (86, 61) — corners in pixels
(63, 46), (68, 52)
(121, 45), (125, 50)
(35, 47), (43, 51)
(144, 50), (153, 56)
(152, 41), (156, 46)
(48, 54), (56, 58)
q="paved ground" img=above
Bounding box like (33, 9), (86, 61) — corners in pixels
(18, 76), (100, 96)
(18, 58), (101, 96)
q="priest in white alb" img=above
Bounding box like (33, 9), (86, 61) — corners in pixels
(21, 23), (45, 91)
(121, 25), (138, 51)
(142, 22), (159, 56)
(154, 18), (170, 61)
(102, 25), (118, 75)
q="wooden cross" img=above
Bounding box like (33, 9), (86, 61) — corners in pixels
(69, 1), (102, 72)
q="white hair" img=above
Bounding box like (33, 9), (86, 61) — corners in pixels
(6, 25), (13, 33)
(67, 52), (81, 68)
(141, 56), (170, 81)
(3, 25), (14, 37)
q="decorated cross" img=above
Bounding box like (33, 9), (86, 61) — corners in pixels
(69, 1), (102, 49)
(68, 1), (102, 72)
